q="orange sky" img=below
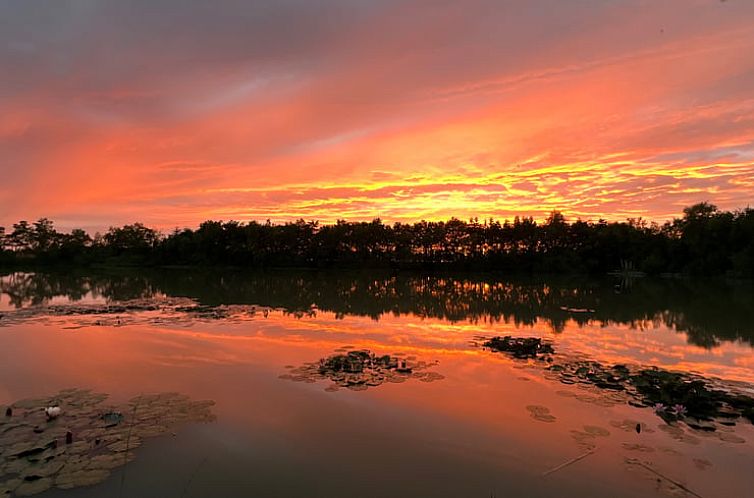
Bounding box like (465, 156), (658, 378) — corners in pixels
(1, 0), (753, 231)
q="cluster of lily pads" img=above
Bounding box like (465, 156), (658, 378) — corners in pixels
(46, 302), (161, 315)
(0, 299), (277, 329)
(280, 349), (444, 391)
(0, 389), (215, 497)
(482, 335), (754, 429)
(483, 336), (555, 359)
(0, 299), (182, 327)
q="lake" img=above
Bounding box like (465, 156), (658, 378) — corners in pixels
(1, 270), (753, 498)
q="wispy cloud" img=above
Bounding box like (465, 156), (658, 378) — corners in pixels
(1, 0), (753, 229)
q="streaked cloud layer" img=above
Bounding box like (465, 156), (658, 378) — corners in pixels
(1, 0), (753, 230)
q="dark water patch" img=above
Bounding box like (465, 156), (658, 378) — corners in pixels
(280, 350), (444, 392)
(0, 390), (215, 496)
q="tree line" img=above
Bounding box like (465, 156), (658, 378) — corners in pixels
(0, 202), (752, 276)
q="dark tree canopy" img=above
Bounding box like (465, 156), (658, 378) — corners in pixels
(1, 203), (753, 277)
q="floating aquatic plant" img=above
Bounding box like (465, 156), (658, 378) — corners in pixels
(483, 336), (555, 359)
(478, 336), (754, 431)
(280, 349), (444, 391)
(0, 389), (215, 497)
(0, 298), (275, 330)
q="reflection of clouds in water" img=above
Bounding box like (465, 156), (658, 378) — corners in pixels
(3, 295), (754, 384)
(2, 271), (753, 349)
(552, 320), (754, 383)
(481, 336), (754, 440)
(733, 355), (754, 369)
(1, 308), (753, 498)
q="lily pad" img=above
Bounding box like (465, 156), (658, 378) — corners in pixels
(621, 443), (655, 453)
(14, 478), (52, 497)
(281, 349), (443, 392)
(526, 405), (557, 423)
(583, 425), (610, 437)
(483, 336), (554, 359)
(478, 336), (754, 433)
(0, 388), (215, 496)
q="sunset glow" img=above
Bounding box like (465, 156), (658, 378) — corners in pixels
(2, 1), (753, 230)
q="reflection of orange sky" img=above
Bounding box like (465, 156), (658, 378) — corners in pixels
(2, 313), (754, 497)
(2, 310), (752, 398)
(2, 2), (754, 230)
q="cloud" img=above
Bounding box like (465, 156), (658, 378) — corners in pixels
(1, 0), (753, 229)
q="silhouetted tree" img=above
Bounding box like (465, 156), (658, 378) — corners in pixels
(1, 204), (753, 277)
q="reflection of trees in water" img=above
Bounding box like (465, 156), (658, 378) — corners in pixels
(1, 270), (752, 348)
(1, 272), (92, 308)
(0, 272), (158, 309)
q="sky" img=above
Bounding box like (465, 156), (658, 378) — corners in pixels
(1, 0), (753, 231)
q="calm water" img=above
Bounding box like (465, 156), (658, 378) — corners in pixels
(1, 270), (753, 498)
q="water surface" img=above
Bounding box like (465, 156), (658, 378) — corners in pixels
(1, 270), (753, 498)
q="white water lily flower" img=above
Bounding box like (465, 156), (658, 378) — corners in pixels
(45, 406), (62, 419)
